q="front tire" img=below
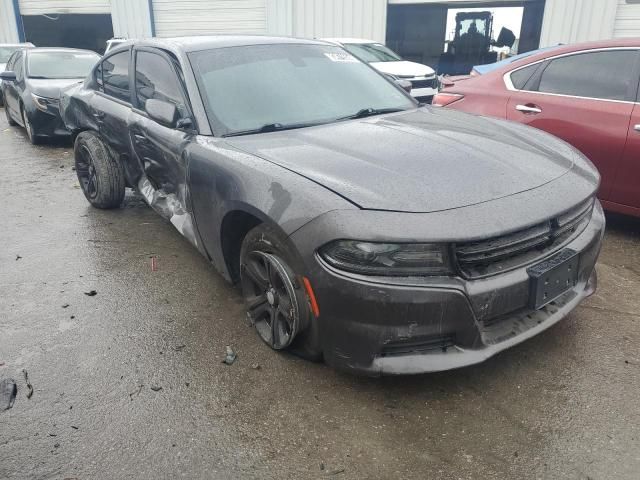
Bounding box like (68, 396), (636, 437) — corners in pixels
(21, 105), (41, 145)
(74, 131), (125, 209)
(240, 224), (319, 358)
(4, 104), (17, 126)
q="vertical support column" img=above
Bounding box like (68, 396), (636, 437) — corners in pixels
(12, 0), (24, 42)
(148, 0), (156, 37)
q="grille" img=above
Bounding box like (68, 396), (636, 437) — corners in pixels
(455, 199), (594, 279)
(380, 335), (456, 357)
(410, 77), (438, 89)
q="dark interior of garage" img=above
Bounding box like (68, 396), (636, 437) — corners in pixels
(22, 14), (113, 54)
(387, 0), (546, 74)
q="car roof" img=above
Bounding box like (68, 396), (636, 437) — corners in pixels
(27, 47), (99, 55)
(0, 43), (34, 48)
(493, 37), (640, 74)
(473, 45), (562, 74)
(321, 38), (377, 45)
(131, 35), (327, 53)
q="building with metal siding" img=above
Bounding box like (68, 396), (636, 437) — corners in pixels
(615, 0), (640, 37)
(17, 0), (111, 15)
(0, 0), (636, 50)
(0, 1), (20, 43)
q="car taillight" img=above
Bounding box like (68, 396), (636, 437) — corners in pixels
(432, 92), (464, 107)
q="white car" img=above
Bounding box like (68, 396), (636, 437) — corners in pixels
(322, 38), (438, 101)
(0, 42), (34, 106)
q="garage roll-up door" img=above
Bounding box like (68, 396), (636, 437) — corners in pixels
(18, 0), (111, 15)
(153, 0), (267, 37)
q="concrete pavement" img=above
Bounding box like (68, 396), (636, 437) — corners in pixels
(1, 112), (639, 479)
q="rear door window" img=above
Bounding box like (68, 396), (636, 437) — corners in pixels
(509, 63), (540, 90)
(536, 50), (637, 101)
(101, 50), (131, 102)
(134, 50), (188, 117)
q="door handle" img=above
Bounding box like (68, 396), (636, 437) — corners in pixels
(634, 125), (640, 132)
(133, 133), (149, 144)
(515, 104), (542, 114)
(92, 111), (105, 120)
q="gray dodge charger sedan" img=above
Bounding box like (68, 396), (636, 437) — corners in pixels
(60, 36), (604, 375)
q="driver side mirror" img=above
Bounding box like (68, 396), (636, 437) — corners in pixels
(145, 98), (179, 128)
(0, 71), (17, 82)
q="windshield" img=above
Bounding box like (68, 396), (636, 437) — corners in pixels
(0, 47), (21, 63)
(342, 43), (402, 63)
(27, 51), (100, 79)
(190, 44), (414, 136)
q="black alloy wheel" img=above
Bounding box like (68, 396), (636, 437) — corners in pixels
(241, 250), (300, 350)
(76, 143), (99, 200)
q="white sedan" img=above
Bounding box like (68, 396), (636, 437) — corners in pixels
(322, 38), (438, 101)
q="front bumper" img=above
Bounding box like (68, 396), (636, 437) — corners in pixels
(410, 86), (438, 102)
(294, 201), (605, 375)
(26, 101), (70, 138)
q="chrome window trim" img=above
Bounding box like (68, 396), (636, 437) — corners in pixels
(503, 46), (640, 105)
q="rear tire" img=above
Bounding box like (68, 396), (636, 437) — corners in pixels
(74, 131), (125, 209)
(4, 104), (17, 126)
(240, 224), (321, 360)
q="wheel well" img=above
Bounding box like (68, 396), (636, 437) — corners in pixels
(71, 127), (95, 145)
(221, 210), (262, 283)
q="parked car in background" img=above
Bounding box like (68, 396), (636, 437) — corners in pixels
(105, 37), (131, 54)
(322, 38), (439, 102)
(0, 42), (35, 105)
(470, 45), (561, 76)
(434, 38), (640, 218)
(1, 47), (100, 144)
(61, 36), (603, 376)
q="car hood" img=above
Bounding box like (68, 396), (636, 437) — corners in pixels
(224, 108), (587, 213)
(370, 60), (435, 78)
(28, 78), (85, 99)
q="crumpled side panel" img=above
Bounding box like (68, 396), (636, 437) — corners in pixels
(137, 175), (203, 254)
(59, 83), (98, 135)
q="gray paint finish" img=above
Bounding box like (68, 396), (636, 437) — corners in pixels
(226, 107), (592, 213)
(60, 36), (604, 374)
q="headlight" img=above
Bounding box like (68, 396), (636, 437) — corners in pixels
(319, 240), (453, 276)
(31, 93), (58, 112)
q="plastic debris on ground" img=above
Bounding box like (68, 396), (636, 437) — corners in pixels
(0, 378), (18, 411)
(23, 370), (33, 399)
(222, 346), (237, 365)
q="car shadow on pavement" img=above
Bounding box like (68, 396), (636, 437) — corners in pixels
(605, 212), (640, 239)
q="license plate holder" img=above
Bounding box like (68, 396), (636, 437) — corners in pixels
(527, 249), (579, 310)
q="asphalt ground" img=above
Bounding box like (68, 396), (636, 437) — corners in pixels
(1, 111), (639, 479)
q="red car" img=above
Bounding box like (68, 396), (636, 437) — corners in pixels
(434, 39), (640, 217)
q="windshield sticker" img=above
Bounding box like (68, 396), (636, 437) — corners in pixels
(324, 52), (358, 63)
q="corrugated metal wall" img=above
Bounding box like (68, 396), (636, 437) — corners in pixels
(152, 0), (267, 37)
(111, 0), (153, 38)
(18, 0), (111, 15)
(291, 0), (387, 42)
(539, 0), (618, 46)
(614, 0), (640, 37)
(0, 0), (20, 42)
(266, 0), (293, 35)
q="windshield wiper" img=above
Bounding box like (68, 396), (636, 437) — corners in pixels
(223, 122), (320, 137)
(336, 107), (406, 121)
